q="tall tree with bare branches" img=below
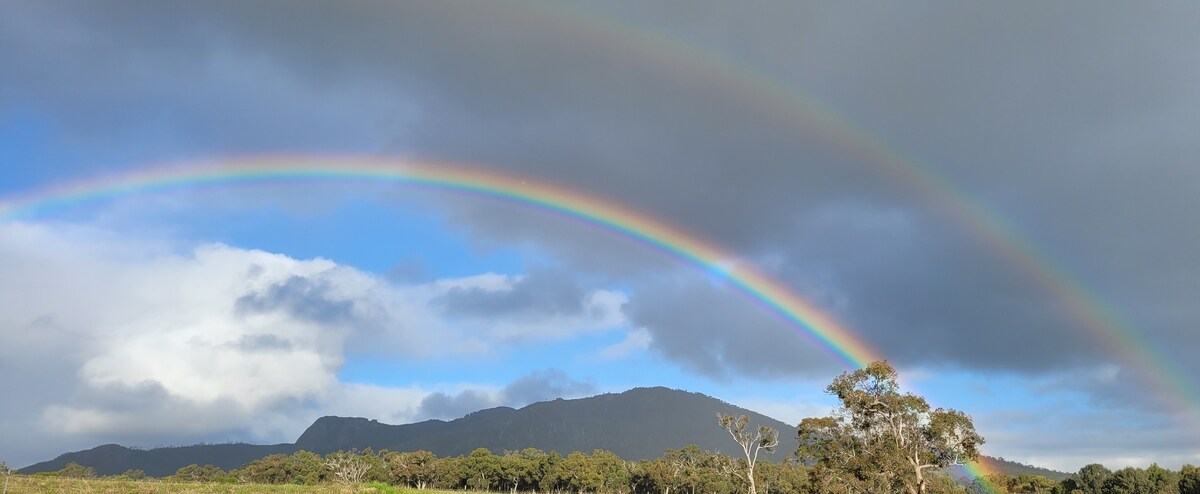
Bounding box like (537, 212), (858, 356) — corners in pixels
(718, 413), (779, 494)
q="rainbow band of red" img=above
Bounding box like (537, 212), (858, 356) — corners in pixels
(0, 156), (883, 369)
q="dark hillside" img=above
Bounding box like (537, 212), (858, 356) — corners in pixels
(21, 386), (1064, 481)
(20, 442), (295, 477)
(294, 387), (797, 460)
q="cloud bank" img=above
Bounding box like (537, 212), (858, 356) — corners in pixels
(0, 222), (621, 465)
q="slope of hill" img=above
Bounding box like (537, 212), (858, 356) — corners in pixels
(21, 387), (791, 476)
(986, 457), (1071, 481)
(20, 386), (1066, 480)
(19, 442), (296, 477)
(294, 387), (798, 461)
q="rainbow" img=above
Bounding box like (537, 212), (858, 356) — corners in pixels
(961, 457), (1006, 494)
(487, 5), (1200, 484)
(0, 156), (883, 369)
(525, 0), (1200, 442)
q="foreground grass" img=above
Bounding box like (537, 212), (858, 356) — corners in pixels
(4, 475), (428, 494)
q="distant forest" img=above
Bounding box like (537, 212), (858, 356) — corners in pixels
(20, 446), (1200, 494)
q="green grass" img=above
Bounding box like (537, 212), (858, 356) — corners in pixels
(3, 475), (446, 494)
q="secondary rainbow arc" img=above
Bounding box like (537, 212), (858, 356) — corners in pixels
(0, 156), (883, 369)
(527, 2), (1200, 436)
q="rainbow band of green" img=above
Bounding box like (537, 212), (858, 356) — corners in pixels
(0, 156), (883, 369)
(962, 457), (1005, 494)
(527, 2), (1200, 435)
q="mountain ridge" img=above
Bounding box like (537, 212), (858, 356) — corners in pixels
(20, 386), (1067, 480)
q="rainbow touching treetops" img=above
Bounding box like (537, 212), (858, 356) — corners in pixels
(0, 156), (882, 369)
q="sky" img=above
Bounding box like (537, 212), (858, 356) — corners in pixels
(1, 1), (1199, 472)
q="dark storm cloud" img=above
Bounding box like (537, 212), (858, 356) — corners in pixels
(236, 275), (355, 325)
(771, 204), (1110, 371)
(3, 1), (1199, 391)
(416, 369), (596, 420)
(433, 268), (588, 319)
(623, 274), (838, 380)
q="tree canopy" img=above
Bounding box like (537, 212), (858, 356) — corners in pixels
(796, 361), (984, 494)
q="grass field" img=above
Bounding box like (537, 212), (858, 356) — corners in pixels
(3, 476), (423, 494)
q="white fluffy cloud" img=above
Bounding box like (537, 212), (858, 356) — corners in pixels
(0, 221), (626, 465)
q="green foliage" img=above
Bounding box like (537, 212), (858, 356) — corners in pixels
(385, 450), (439, 489)
(1053, 477), (1081, 494)
(1181, 465), (1200, 494)
(754, 459), (808, 494)
(557, 450), (603, 493)
(797, 361), (983, 494)
(171, 464), (227, 483)
(920, 471), (963, 494)
(1078, 464), (1114, 494)
(1102, 467), (1155, 494)
(57, 461), (96, 479)
(239, 451), (331, 485)
(1005, 474), (1058, 494)
(592, 449), (632, 493)
(497, 448), (545, 493)
(462, 448), (501, 490)
(1147, 464), (1180, 494)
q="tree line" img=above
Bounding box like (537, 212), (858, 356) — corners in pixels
(39, 446), (808, 493)
(34, 450), (1200, 494)
(17, 361), (1200, 494)
(968, 464), (1200, 494)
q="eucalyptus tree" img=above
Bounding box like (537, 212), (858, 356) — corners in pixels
(796, 361), (984, 494)
(386, 450), (438, 489)
(171, 464), (227, 483)
(590, 450), (632, 494)
(500, 449), (548, 494)
(557, 451), (604, 493)
(755, 460), (808, 494)
(463, 448), (502, 491)
(325, 450), (372, 485)
(718, 413), (779, 494)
